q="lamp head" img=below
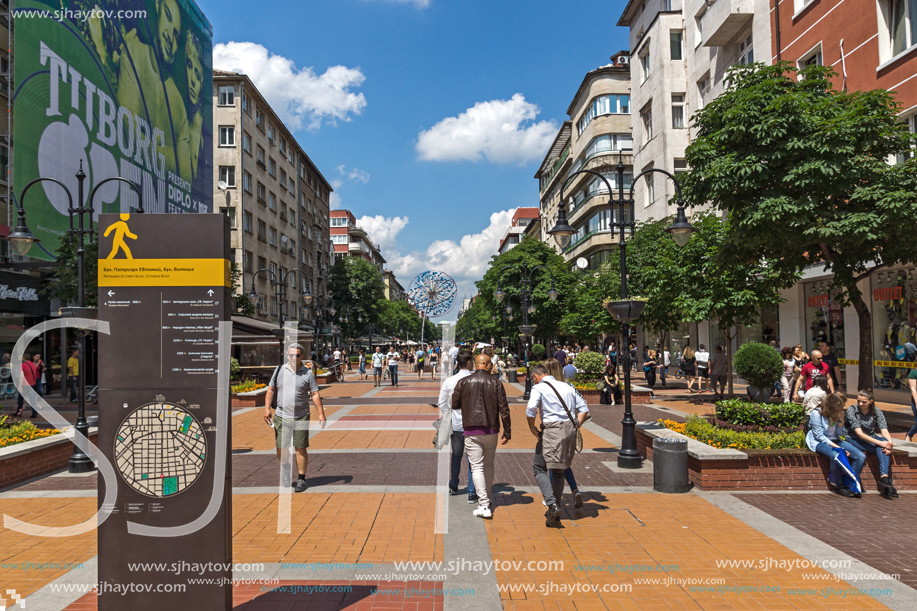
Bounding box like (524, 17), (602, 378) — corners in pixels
(665, 203), (695, 247)
(8, 218), (39, 256)
(494, 288), (505, 303)
(548, 198), (576, 250)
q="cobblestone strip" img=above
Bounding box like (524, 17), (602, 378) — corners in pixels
(697, 490), (917, 611)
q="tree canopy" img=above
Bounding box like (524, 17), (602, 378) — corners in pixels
(329, 257), (386, 340)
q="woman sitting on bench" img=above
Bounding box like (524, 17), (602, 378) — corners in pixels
(805, 392), (864, 498)
(844, 390), (898, 499)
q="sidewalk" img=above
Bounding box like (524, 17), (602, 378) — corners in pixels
(0, 364), (913, 610)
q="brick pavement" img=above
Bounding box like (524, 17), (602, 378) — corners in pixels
(2, 365), (913, 610)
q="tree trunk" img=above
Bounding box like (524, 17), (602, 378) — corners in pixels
(722, 325), (735, 399)
(849, 284), (873, 392)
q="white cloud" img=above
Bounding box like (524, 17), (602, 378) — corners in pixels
(329, 193), (343, 210)
(213, 42), (366, 130)
(416, 94), (557, 164)
(348, 168), (371, 184)
(357, 215), (409, 252)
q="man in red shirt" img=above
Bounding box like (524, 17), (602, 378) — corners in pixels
(792, 350), (835, 400)
(14, 352), (39, 418)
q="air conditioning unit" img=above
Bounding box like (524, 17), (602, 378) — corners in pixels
(617, 55), (630, 66)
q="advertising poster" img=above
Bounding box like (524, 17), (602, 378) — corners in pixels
(14, 0), (213, 260)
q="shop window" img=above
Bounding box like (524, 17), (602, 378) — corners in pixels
(872, 268), (917, 393)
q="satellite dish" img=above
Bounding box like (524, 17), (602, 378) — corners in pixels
(281, 235), (289, 243)
(218, 180), (228, 190)
(576, 257), (588, 270)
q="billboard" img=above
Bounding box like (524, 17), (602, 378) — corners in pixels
(13, 0), (213, 260)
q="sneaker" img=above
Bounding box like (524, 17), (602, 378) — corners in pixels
(573, 491), (583, 508)
(837, 488), (855, 498)
(541, 499), (547, 506)
(448, 485), (459, 495)
(293, 479), (308, 493)
(473, 505), (493, 519)
(468, 493), (479, 504)
(544, 503), (561, 527)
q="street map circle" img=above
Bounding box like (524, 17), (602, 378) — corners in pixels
(114, 402), (208, 497)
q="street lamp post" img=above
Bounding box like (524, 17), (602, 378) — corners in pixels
(301, 288), (335, 364)
(494, 264), (558, 400)
(248, 268), (310, 363)
(548, 154), (694, 469)
(9, 164), (143, 473)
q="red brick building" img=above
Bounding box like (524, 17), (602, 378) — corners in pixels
(771, 0), (917, 130)
(497, 207), (540, 255)
(330, 209), (386, 272)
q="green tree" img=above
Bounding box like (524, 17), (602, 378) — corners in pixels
(455, 297), (496, 344)
(41, 239), (98, 307)
(680, 62), (917, 391)
(559, 263), (621, 343)
(329, 257), (386, 340)
(473, 236), (576, 347)
(230, 262), (255, 317)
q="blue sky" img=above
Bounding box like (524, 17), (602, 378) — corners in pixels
(203, 0), (631, 317)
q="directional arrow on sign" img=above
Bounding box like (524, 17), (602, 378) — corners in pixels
(207, 289), (214, 296)
(108, 290), (115, 296)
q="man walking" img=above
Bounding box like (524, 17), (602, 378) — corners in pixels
(452, 354), (511, 519)
(386, 345), (400, 387)
(793, 350), (835, 399)
(264, 343), (327, 492)
(371, 346), (385, 387)
(67, 348), (79, 403)
(527, 364), (588, 527)
(709, 345), (729, 400)
(659, 345), (670, 389)
(695, 344), (710, 393)
(438, 350), (478, 503)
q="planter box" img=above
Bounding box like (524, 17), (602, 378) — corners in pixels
(636, 423), (917, 491)
(231, 386), (268, 408)
(0, 428), (99, 489)
(579, 386), (653, 404)
(315, 373), (335, 384)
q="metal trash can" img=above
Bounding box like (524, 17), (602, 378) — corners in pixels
(653, 437), (691, 493)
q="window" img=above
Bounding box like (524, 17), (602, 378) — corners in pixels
(242, 94), (250, 114)
(738, 34), (754, 65)
(258, 256), (267, 272)
(270, 297), (278, 316)
(331, 235), (348, 245)
(279, 137), (287, 154)
(671, 94), (686, 129)
(695, 9), (705, 47)
(257, 182), (266, 203)
(218, 166), (236, 187)
(583, 134), (633, 159)
(269, 227), (277, 247)
(641, 107), (653, 143)
(218, 85), (234, 106)
(268, 124), (275, 144)
(897, 113), (917, 163)
(243, 211), (253, 233)
(799, 43), (823, 68)
(644, 167), (656, 207)
(330, 217), (349, 227)
(576, 95), (630, 134)
(674, 159), (688, 175)
(640, 47), (651, 83)
(220, 207), (237, 228)
(889, 0), (917, 56)
(244, 250), (253, 273)
(268, 158), (276, 177)
(242, 131), (251, 154)
(242, 171), (252, 193)
(269, 192), (277, 211)
(289, 177), (296, 194)
(219, 126), (235, 147)
(280, 169), (287, 186)
(670, 30), (683, 61)
(697, 74), (711, 107)
(255, 108), (264, 130)
(794, 0), (815, 13)
(257, 220), (267, 241)
(256, 146), (265, 168)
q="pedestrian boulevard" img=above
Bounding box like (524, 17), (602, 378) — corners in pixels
(0, 365), (913, 610)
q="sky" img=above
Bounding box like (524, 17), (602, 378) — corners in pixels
(203, 0), (632, 321)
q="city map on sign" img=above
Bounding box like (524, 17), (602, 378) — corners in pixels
(114, 403), (208, 498)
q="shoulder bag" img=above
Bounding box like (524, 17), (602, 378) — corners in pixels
(543, 380), (583, 453)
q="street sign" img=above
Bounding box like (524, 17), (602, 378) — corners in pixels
(97, 213), (231, 610)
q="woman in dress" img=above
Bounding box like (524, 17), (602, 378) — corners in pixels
(781, 347), (796, 403)
(681, 346), (697, 393)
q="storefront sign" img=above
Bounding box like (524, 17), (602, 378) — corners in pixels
(874, 286), (903, 301)
(807, 294), (830, 307)
(0, 272), (50, 315)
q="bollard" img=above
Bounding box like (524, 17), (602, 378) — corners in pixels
(653, 437), (691, 493)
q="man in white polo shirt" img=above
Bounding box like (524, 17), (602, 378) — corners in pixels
(527, 363), (589, 527)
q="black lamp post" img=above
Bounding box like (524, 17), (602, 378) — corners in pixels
(9, 164), (143, 473)
(494, 264), (558, 400)
(301, 287), (335, 362)
(248, 268), (310, 363)
(548, 153), (694, 469)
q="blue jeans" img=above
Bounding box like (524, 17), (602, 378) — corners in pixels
(449, 432), (475, 494)
(909, 398), (917, 439)
(389, 364), (398, 386)
(814, 441), (865, 487)
(845, 435), (889, 477)
(561, 468), (577, 491)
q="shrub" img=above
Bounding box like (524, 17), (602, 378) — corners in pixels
(230, 357), (241, 380)
(531, 343), (546, 356)
(660, 416), (805, 450)
(231, 379), (266, 394)
(733, 342), (783, 390)
(574, 350), (606, 378)
(715, 399), (806, 429)
(517, 366), (528, 374)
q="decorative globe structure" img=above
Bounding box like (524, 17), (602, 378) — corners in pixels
(408, 270), (457, 318)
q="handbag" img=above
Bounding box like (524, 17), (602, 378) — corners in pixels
(543, 380), (583, 453)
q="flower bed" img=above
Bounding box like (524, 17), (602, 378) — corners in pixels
(658, 417), (805, 450)
(0, 419), (62, 449)
(231, 379), (266, 394)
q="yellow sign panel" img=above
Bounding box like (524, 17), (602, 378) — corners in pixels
(838, 359), (859, 365)
(99, 259), (230, 287)
(838, 358), (917, 368)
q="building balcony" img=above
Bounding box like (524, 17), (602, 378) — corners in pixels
(563, 230), (619, 262)
(702, 0), (753, 47)
(565, 151), (634, 200)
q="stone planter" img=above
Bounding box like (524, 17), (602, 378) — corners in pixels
(636, 423), (917, 491)
(315, 373), (335, 384)
(231, 385), (268, 408)
(0, 428), (99, 489)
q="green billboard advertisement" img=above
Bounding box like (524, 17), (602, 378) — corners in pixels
(14, 0), (213, 260)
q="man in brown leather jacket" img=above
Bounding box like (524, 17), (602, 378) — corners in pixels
(452, 353), (511, 518)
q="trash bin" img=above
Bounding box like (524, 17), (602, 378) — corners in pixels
(653, 437), (691, 493)
(506, 370), (518, 383)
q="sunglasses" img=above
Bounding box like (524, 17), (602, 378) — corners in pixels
(288, 354), (302, 359)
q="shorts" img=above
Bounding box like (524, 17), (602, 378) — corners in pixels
(274, 414), (310, 449)
(697, 367), (709, 379)
(710, 374), (727, 388)
(374, 366), (382, 376)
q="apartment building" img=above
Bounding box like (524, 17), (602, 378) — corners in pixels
(383, 270), (406, 301)
(213, 71), (333, 334)
(497, 207), (539, 255)
(535, 55), (634, 270)
(329, 209), (386, 273)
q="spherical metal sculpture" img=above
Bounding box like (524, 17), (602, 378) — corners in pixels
(408, 270), (457, 318)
